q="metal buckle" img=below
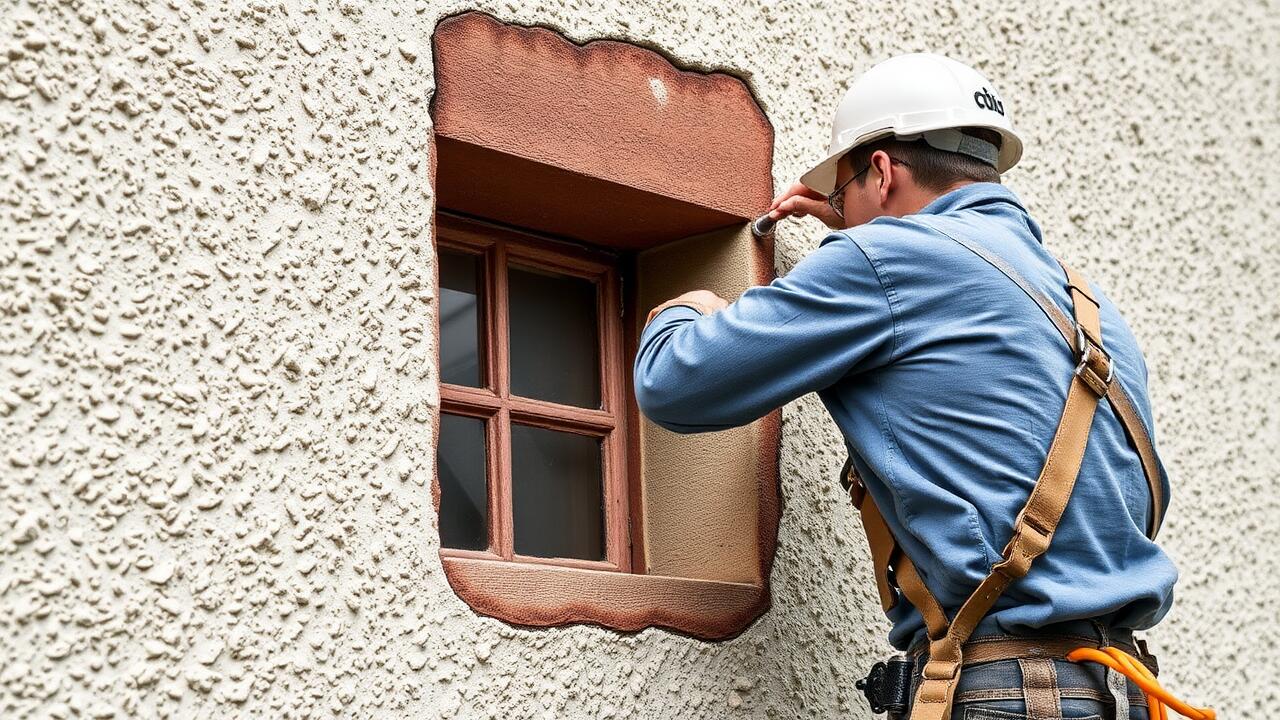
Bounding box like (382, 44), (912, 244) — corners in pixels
(1073, 323), (1114, 384)
(839, 457), (856, 493)
(840, 456), (869, 507)
(1134, 637), (1160, 676)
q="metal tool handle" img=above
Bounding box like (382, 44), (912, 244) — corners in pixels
(751, 213), (777, 238)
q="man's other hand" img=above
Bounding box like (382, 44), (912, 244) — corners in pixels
(768, 181), (843, 229)
(671, 289), (729, 313)
(645, 290), (729, 325)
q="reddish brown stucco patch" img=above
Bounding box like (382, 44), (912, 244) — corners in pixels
(431, 11), (774, 248)
(443, 557), (769, 641)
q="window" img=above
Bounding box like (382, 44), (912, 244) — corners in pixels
(436, 215), (633, 572)
(430, 10), (779, 640)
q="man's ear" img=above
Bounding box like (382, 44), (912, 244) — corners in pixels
(872, 150), (895, 206)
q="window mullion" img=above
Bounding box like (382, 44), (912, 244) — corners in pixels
(492, 406), (514, 559)
(491, 240), (514, 559)
(490, 242), (509, 400)
(599, 268), (631, 572)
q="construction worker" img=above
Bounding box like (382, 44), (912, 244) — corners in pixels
(634, 54), (1211, 720)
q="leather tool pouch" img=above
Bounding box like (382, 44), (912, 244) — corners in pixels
(855, 656), (914, 715)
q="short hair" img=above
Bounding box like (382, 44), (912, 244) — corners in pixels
(846, 127), (1002, 193)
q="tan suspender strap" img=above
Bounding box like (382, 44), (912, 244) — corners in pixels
(1062, 261), (1101, 345)
(918, 225), (1164, 539)
(1104, 386), (1164, 536)
(894, 549), (950, 641)
(845, 461), (903, 612)
(907, 260), (1113, 720)
(845, 456), (949, 636)
(845, 460), (948, 636)
(860, 497), (903, 613)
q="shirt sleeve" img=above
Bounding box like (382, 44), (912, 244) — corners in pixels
(632, 231), (898, 433)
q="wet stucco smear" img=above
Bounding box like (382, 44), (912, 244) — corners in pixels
(1, 0), (1278, 718)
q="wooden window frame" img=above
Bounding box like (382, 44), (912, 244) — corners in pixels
(435, 212), (633, 573)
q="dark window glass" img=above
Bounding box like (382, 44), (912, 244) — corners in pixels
(511, 424), (604, 560)
(439, 250), (483, 387)
(508, 265), (600, 408)
(438, 413), (488, 550)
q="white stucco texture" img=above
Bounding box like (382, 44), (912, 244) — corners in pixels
(2, 0), (1277, 718)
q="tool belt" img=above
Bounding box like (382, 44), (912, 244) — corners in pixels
(841, 229), (1168, 720)
(855, 636), (1161, 717)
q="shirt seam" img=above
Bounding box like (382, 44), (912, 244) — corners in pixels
(841, 232), (904, 363)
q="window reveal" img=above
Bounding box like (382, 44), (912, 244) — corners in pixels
(430, 11), (778, 638)
(435, 215), (630, 570)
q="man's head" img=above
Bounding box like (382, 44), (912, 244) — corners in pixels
(830, 127), (1003, 228)
(797, 53), (1022, 229)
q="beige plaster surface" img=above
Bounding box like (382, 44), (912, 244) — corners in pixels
(1, 0), (1277, 718)
(637, 226), (772, 584)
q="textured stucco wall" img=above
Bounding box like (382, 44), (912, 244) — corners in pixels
(1, 1), (1277, 718)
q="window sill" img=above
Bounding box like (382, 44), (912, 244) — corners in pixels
(440, 555), (769, 640)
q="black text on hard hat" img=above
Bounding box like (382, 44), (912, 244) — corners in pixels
(973, 87), (1005, 115)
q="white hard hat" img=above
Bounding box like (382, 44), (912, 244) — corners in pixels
(800, 53), (1023, 195)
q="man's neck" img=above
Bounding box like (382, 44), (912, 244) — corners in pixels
(896, 180), (978, 217)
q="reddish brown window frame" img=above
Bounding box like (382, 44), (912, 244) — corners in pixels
(435, 212), (634, 573)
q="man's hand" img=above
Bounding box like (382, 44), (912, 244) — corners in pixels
(767, 181), (844, 230)
(670, 289), (729, 313)
(645, 289), (729, 325)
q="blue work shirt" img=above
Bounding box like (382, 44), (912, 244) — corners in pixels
(633, 182), (1177, 650)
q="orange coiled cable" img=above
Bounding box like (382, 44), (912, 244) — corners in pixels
(1066, 646), (1215, 720)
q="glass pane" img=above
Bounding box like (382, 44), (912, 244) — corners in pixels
(437, 413), (488, 551)
(508, 265), (600, 408)
(439, 249), (483, 387)
(511, 424), (604, 560)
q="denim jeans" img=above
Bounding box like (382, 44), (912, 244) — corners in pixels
(893, 623), (1152, 720)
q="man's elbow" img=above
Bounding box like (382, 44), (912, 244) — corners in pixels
(633, 373), (736, 434)
(634, 374), (685, 432)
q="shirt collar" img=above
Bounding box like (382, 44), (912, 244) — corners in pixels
(823, 182), (1037, 248)
(914, 181), (1026, 217)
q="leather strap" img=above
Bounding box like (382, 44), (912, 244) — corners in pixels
(844, 459), (949, 638)
(920, 225), (1164, 539)
(844, 459), (903, 613)
(895, 547), (950, 641)
(1019, 658), (1062, 719)
(949, 636), (1154, 674)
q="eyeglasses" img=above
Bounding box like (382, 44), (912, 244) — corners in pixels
(827, 156), (911, 219)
